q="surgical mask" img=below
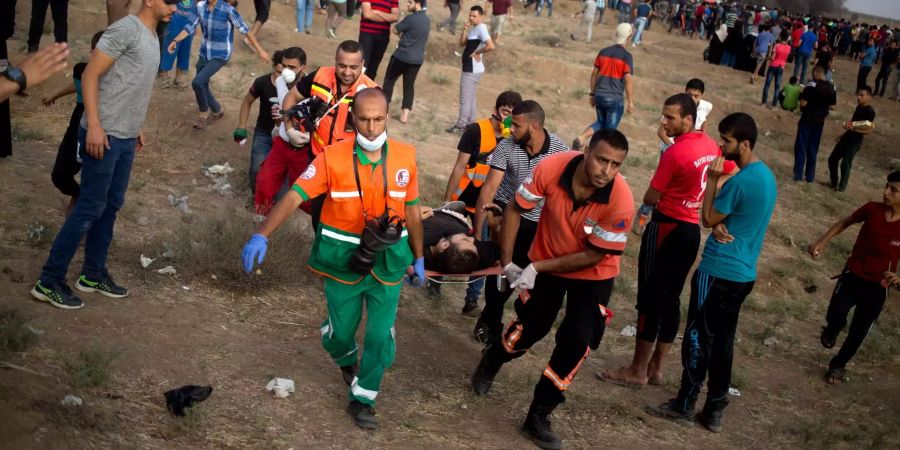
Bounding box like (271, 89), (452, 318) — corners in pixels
(357, 131), (387, 152)
(281, 68), (296, 85)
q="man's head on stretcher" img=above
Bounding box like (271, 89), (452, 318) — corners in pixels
(421, 205), (501, 275)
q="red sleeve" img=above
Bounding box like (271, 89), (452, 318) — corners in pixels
(723, 160), (738, 174)
(649, 151), (677, 193)
(587, 184), (633, 252)
(515, 157), (551, 210)
(847, 202), (876, 225)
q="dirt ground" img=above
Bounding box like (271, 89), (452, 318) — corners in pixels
(2, 0), (899, 448)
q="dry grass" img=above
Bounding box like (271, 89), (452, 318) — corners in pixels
(66, 347), (119, 389)
(0, 309), (39, 357)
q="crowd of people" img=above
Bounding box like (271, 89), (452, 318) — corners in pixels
(1, 0), (899, 448)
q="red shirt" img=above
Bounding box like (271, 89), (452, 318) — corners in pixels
(650, 132), (735, 224)
(360, 0), (399, 35)
(516, 152), (634, 281)
(791, 28), (803, 47)
(771, 42), (791, 68)
(845, 202), (900, 283)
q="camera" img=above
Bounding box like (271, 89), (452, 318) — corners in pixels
(349, 213), (405, 275)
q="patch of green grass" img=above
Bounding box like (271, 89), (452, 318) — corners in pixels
(0, 310), (39, 357)
(12, 125), (45, 142)
(66, 347), (118, 389)
(430, 73), (450, 86)
(572, 87), (590, 99)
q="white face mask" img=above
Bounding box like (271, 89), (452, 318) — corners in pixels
(281, 68), (296, 85)
(357, 131), (387, 152)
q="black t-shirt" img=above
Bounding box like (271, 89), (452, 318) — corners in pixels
(814, 49), (833, 68)
(423, 211), (500, 271)
(799, 80), (836, 124)
(882, 47), (899, 66)
(249, 74), (278, 133)
(841, 104), (875, 143)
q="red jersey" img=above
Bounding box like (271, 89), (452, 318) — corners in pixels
(845, 202), (900, 283)
(516, 152), (634, 281)
(791, 28), (803, 47)
(650, 132), (735, 224)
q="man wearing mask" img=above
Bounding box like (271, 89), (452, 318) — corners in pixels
(242, 88), (424, 430)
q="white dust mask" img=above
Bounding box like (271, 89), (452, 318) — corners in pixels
(281, 68), (296, 85)
(357, 131), (387, 152)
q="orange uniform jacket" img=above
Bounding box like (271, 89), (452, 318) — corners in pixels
(309, 67), (380, 155)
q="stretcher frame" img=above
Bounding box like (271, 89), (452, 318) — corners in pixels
(424, 263), (504, 284)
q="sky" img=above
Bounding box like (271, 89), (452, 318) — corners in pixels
(844, 0), (900, 21)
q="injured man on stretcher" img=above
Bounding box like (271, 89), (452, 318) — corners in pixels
(422, 202), (500, 275)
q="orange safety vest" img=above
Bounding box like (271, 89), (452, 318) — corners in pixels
(292, 138), (419, 285)
(309, 67), (379, 155)
(451, 118), (499, 212)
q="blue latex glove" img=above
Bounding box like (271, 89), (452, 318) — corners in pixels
(406, 257), (425, 287)
(242, 234), (268, 273)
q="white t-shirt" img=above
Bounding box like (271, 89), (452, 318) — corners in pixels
(695, 99), (713, 130)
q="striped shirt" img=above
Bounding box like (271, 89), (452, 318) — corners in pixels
(182, 0), (250, 61)
(360, 0), (399, 35)
(489, 130), (571, 223)
(593, 44), (633, 100)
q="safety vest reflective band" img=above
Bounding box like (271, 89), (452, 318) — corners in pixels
(309, 67), (379, 156)
(451, 118), (499, 208)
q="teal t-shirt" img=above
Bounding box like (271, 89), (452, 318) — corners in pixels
(698, 161), (777, 282)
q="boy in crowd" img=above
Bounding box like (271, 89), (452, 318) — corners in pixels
(778, 76), (801, 112)
(658, 78), (712, 153)
(809, 171), (900, 384)
(827, 86), (875, 192)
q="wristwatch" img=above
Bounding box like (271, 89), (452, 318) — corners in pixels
(2, 66), (27, 94)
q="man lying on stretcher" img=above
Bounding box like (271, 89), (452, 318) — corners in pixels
(422, 201), (501, 274)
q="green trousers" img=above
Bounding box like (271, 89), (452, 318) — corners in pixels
(321, 275), (402, 406)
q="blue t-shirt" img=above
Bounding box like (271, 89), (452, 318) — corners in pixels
(636, 3), (652, 18)
(861, 46), (877, 67)
(754, 31), (774, 55)
(798, 30), (818, 55)
(697, 161), (777, 282)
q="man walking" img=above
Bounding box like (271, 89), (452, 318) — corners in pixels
(242, 88), (424, 430)
(792, 66), (835, 183)
(471, 129), (634, 449)
(359, 0), (400, 79)
(647, 112), (777, 433)
(446, 6), (494, 133)
(31, 0), (177, 309)
(827, 86), (875, 192)
(793, 24), (817, 85)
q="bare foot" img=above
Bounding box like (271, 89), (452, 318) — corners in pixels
(647, 370), (663, 385)
(598, 366), (649, 386)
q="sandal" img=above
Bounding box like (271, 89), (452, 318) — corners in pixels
(193, 116), (209, 130)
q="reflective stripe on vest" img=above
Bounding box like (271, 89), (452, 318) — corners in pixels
(452, 118), (499, 204)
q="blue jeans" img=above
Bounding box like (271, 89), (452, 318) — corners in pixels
(590, 95), (625, 131)
(296, 0), (314, 32)
(249, 131), (274, 194)
(160, 17), (193, 71)
(617, 3), (632, 23)
(192, 57), (228, 113)
(40, 127), (136, 285)
(535, 0), (552, 16)
(633, 17), (647, 44)
(793, 52), (811, 84)
(793, 120), (823, 182)
(720, 50), (736, 68)
(761, 66), (783, 105)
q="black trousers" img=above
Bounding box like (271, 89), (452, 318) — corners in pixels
(382, 56), (422, 110)
(0, 0), (15, 158)
(489, 274), (614, 407)
(857, 65), (873, 91)
(675, 270), (754, 414)
(874, 63), (893, 96)
(28, 0), (69, 48)
(358, 32), (390, 80)
(824, 271), (887, 370)
(479, 217), (538, 337)
(827, 136), (863, 191)
(253, 0), (271, 23)
(635, 213), (700, 344)
(52, 103), (84, 197)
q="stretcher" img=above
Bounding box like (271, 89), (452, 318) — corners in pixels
(424, 263), (504, 284)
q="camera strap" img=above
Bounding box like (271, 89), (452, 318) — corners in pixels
(351, 142), (390, 219)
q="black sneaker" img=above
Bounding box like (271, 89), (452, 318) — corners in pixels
(347, 400), (377, 429)
(820, 326), (836, 349)
(341, 363), (358, 386)
(439, 200), (468, 216)
(445, 125), (464, 134)
(461, 297), (479, 316)
(75, 274), (129, 298)
(696, 409), (723, 433)
(645, 399), (695, 427)
(471, 347), (504, 395)
(521, 403), (562, 450)
(31, 280), (84, 310)
(472, 319), (493, 345)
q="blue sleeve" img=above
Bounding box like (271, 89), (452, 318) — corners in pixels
(713, 175), (742, 216)
(229, 6), (251, 34)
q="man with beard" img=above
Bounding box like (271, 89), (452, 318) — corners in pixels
(647, 112), (776, 433)
(470, 100), (571, 345)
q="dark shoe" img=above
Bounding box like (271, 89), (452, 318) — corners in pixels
(472, 318), (495, 345)
(445, 125), (464, 134)
(76, 274), (129, 298)
(31, 280), (84, 310)
(347, 400), (377, 429)
(461, 297), (479, 315)
(820, 326), (836, 349)
(645, 399), (695, 427)
(521, 400), (562, 449)
(696, 409), (723, 433)
(439, 200), (467, 216)
(341, 363), (358, 386)
(471, 346), (504, 395)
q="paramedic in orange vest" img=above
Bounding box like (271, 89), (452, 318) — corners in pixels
(435, 90), (521, 314)
(264, 40), (380, 225)
(241, 88), (424, 431)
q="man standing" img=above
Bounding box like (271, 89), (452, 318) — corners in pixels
(30, 0), (177, 309)
(470, 129), (634, 449)
(381, 0), (430, 124)
(809, 171), (900, 384)
(647, 112), (776, 433)
(573, 23), (633, 150)
(827, 86), (875, 192)
(470, 100), (571, 344)
(874, 40), (898, 97)
(27, 0), (68, 53)
(600, 94), (734, 387)
(359, 0), (400, 80)
(446, 6), (494, 133)
(488, 0), (512, 44)
(792, 66), (835, 183)
(242, 89), (424, 430)
(857, 37), (877, 90)
(793, 24), (817, 85)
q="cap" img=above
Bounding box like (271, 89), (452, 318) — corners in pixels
(615, 23), (633, 45)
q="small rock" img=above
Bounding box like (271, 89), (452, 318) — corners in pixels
(182, 285), (190, 290)
(804, 284), (818, 294)
(140, 254), (156, 268)
(211, 274), (218, 280)
(266, 378), (295, 398)
(137, 216), (150, 226)
(162, 250), (175, 259)
(157, 266), (177, 275)
(619, 325), (637, 337)
(204, 162), (235, 176)
(167, 194), (192, 214)
(61, 395), (83, 406)
(764, 336), (778, 347)
(26, 223), (45, 242)
(728, 387), (741, 397)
